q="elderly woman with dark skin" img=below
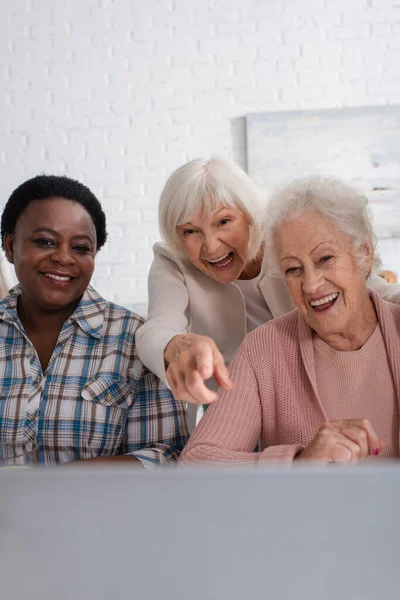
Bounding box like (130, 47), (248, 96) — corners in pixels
(0, 175), (188, 468)
(180, 176), (400, 466)
(136, 157), (400, 414)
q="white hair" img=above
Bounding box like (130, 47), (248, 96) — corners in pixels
(264, 175), (381, 276)
(158, 156), (265, 261)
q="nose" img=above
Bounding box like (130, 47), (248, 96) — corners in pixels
(302, 266), (324, 295)
(50, 243), (75, 266)
(202, 232), (222, 256)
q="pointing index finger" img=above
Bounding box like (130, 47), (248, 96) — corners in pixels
(195, 345), (215, 380)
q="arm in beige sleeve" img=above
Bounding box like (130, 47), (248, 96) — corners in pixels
(368, 274), (400, 305)
(136, 252), (190, 385)
(179, 338), (302, 466)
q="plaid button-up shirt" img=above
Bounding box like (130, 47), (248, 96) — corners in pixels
(0, 285), (188, 468)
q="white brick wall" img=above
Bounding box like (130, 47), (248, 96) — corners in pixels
(1, 0), (400, 315)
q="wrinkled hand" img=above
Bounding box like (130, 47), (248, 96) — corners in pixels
(164, 333), (234, 404)
(296, 419), (385, 464)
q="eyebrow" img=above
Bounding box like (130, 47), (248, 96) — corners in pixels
(31, 227), (94, 243)
(280, 241), (333, 262)
(181, 207), (234, 227)
(214, 207), (233, 215)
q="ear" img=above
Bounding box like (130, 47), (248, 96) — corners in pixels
(360, 235), (374, 274)
(245, 213), (253, 227)
(3, 233), (15, 264)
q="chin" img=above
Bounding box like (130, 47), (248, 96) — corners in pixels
(213, 272), (237, 284)
(315, 321), (342, 336)
(42, 292), (81, 307)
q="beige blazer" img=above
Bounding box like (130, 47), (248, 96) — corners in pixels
(136, 242), (400, 386)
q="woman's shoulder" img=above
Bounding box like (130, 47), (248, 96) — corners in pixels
(151, 242), (192, 278)
(153, 241), (175, 260)
(151, 242), (231, 291)
(244, 309), (300, 348)
(379, 295), (400, 333)
(84, 287), (145, 335)
(105, 301), (145, 333)
(237, 310), (301, 374)
(153, 242), (186, 268)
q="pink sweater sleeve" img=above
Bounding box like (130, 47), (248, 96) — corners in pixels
(179, 338), (302, 466)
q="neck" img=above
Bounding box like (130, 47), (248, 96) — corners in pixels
(17, 295), (81, 337)
(316, 293), (378, 351)
(238, 247), (264, 280)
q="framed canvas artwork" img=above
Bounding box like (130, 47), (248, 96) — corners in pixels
(246, 105), (400, 240)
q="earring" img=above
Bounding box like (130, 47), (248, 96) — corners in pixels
(366, 272), (371, 281)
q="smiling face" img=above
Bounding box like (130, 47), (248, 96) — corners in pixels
(176, 205), (252, 283)
(3, 197), (96, 316)
(275, 211), (374, 343)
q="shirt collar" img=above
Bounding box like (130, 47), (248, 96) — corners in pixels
(0, 284), (106, 339)
(0, 286), (21, 326)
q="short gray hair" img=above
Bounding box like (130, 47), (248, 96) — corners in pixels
(264, 175), (381, 276)
(158, 156), (265, 260)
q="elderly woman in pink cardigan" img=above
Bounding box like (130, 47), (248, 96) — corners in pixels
(180, 176), (400, 465)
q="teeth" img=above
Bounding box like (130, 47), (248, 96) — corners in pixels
(207, 253), (231, 264)
(310, 293), (339, 307)
(214, 256), (233, 268)
(44, 273), (71, 282)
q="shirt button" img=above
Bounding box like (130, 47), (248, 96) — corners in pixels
(27, 413), (36, 421)
(106, 393), (112, 402)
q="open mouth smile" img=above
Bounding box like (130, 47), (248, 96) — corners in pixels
(41, 272), (75, 285)
(204, 251), (234, 268)
(309, 292), (339, 311)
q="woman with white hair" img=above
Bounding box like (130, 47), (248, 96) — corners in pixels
(180, 176), (400, 465)
(136, 159), (400, 412)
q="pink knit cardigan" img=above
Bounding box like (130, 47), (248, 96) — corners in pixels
(180, 292), (400, 466)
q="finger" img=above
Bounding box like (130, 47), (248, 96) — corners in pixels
(167, 356), (219, 404)
(194, 345), (216, 380)
(173, 375), (205, 404)
(350, 419), (384, 455)
(184, 369), (219, 404)
(334, 438), (363, 463)
(167, 357), (193, 390)
(339, 424), (369, 460)
(296, 441), (352, 464)
(166, 366), (198, 403)
(166, 369), (178, 394)
(166, 363), (188, 397)
(175, 370), (218, 405)
(213, 359), (234, 390)
(300, 423), (361, 463)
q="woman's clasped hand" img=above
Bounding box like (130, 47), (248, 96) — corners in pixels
(295, 419), (385, 463)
